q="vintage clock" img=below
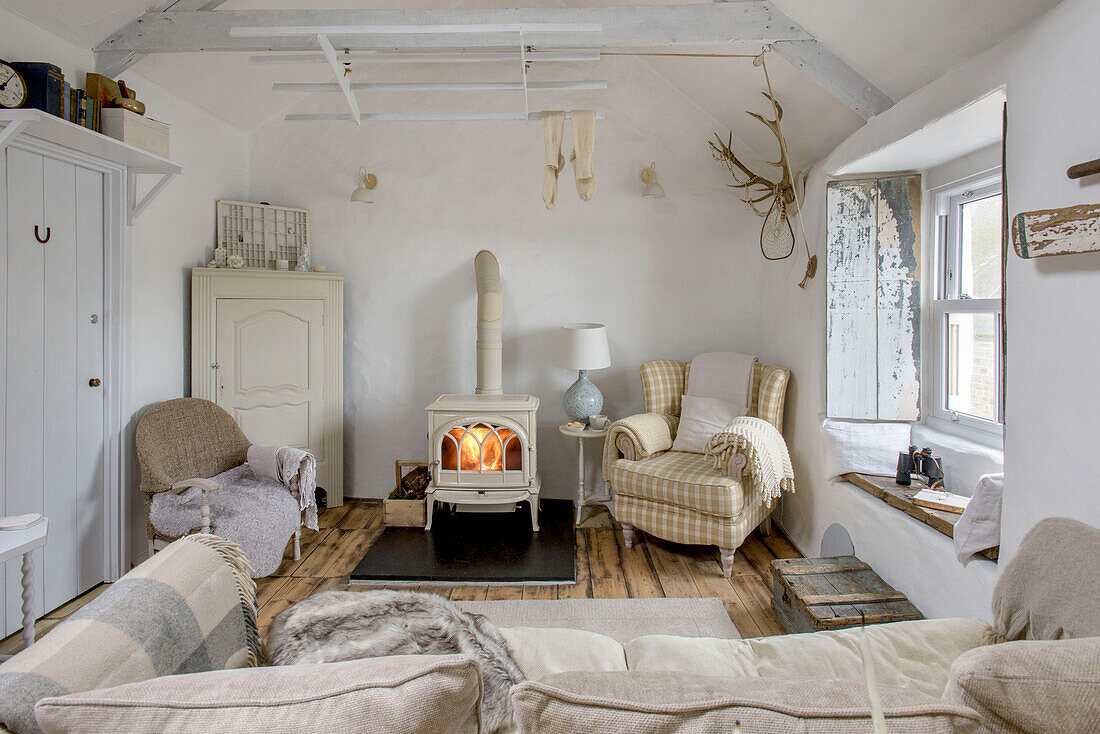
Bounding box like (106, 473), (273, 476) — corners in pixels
(0, 61), (28, 109)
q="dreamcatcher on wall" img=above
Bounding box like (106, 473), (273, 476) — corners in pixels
(710, 51), (817, 288)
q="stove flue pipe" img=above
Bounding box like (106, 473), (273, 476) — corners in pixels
(474, 250), (503, 395)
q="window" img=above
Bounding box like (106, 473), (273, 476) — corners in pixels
(932, 178), (1003, 434)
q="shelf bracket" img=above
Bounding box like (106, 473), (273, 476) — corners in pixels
(0, 119), (30, 155)
(127, 171), (177, 225)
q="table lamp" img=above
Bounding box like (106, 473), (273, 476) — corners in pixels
(556, 323), (611, 423)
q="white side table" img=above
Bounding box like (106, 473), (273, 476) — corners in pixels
(0, 518), (49, 649)
(559, 424), (612, 525)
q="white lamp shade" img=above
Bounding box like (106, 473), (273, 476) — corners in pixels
(556, 323), (611, 370)
(350, 184), (375, 203)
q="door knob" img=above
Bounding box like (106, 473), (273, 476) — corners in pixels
(89, 378), (101, 387)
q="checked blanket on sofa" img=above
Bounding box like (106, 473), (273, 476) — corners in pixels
(0, 534), (260, 734)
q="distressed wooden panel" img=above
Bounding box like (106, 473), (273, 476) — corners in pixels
(826, 176), (921, 420)
(1012, 203), (1100, 258)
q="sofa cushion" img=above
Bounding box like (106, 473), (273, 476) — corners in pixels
(943, 636), (1100, 734)
(34, 655), (482, 734)
(0, 535), (258, 734)
(625, 618), (991, 698)
(991, 517), (1100, 641)
(609, 451), (744, 517)
(500, 628), (627, 681)
(511, 671), (980, 733)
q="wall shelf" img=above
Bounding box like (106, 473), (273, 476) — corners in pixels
(0, 109), (182, 225)
(0, 109), (180, 174)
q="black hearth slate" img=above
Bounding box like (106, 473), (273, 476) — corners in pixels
(350, 499), (576, 584)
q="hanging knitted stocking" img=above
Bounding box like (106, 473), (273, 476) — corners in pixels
(541, 110), (565, 210)
(569, 109), (596, 201)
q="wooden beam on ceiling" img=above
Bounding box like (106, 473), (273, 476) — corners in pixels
(713, 0), (893, 119)
(770, 40), (893, 119)
(97, 0), (229, 78)
(94, 4), (811, 58)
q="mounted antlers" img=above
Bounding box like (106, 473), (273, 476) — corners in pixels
(710, 92), (795, 217)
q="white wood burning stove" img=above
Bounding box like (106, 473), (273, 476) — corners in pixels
(425, 251), (541, 531)
(425, 394), (539, 531)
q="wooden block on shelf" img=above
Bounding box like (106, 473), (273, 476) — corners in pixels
(100, 108), (169, 158)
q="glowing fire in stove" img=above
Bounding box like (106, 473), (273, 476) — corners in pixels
(443, 423), (519, 471)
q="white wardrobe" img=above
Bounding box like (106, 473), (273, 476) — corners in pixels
(191, 268), (344, 506)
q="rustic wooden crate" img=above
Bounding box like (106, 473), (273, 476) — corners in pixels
(384, 460), (428, 527)
(383, 498), (426, 527)
(770, 556), (923, 633)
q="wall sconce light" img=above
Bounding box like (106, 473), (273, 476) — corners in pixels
(641, 162), (665, 199)
(350, 167), (378, 204)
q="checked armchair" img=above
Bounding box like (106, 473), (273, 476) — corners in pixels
(602, 360), (790, 577)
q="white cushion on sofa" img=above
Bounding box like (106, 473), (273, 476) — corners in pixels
(625, 618), (990, 698)
(500, 627), (626, 681)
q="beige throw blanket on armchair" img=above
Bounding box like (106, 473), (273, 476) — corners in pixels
(602, 412), (675, 481)
(704, 416), (794, 509)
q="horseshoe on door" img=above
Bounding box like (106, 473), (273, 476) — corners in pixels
(34, 225), (50, 244)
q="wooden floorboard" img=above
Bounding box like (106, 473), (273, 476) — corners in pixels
(0, 500), (799, 653)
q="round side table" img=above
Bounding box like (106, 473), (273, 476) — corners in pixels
(559, 423), (611, 525)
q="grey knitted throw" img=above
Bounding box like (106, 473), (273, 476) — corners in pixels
(150, 464), (299, 577)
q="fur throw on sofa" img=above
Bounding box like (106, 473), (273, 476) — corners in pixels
(267, 590), (524, 733)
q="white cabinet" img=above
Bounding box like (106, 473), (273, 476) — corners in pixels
(1, 146), (107, 635)
(191, 268), (344, 506)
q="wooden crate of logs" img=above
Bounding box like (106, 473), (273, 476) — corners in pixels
(771, 556), (923, 634)
(384, 460), (429, 527)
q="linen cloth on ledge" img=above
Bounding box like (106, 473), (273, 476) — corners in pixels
(150, 464), (300, 578)
(686, 352), (757, 417)
(954, 472), (1003, 566)
(247, 443), (320, 531)
(703, 416), (794, 509)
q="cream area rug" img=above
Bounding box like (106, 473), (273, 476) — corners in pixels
(455, 597), (739, 643)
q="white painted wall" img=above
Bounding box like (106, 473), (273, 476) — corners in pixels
(0, 6), (250, 566)
(247, 55), (769, 501)
(762, 0), (1100, 621)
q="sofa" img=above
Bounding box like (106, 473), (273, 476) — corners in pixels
(1, 518), (1097, 733)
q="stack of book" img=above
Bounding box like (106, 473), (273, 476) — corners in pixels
(10, 62), (101, 132)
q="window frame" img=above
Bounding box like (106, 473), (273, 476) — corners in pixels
(929, 174), (1004, 439)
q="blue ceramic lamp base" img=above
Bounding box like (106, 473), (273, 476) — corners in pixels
(563, 370), (604, 423)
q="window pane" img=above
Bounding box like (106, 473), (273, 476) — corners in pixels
(946, 312), (999, 422)
(959, 194), (1002, 299)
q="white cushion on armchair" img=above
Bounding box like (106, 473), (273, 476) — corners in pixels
(670, 395), (743, 454)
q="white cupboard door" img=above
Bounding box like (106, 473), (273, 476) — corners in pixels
(215, 299), (325, 465)
(74, 165), (106, 597)
(3, 147), (46, 634)
(2, 149), (106, 635)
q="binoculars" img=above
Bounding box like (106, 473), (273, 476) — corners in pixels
(896, 446), (945, 490)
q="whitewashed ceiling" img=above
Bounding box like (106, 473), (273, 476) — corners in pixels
(0, 0), (1062, 169)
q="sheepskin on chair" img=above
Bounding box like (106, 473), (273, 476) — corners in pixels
(267, 589), (524, 733)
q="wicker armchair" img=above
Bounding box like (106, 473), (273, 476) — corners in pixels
(602, 360), (790, 577)
(136, 398), (302, 561)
